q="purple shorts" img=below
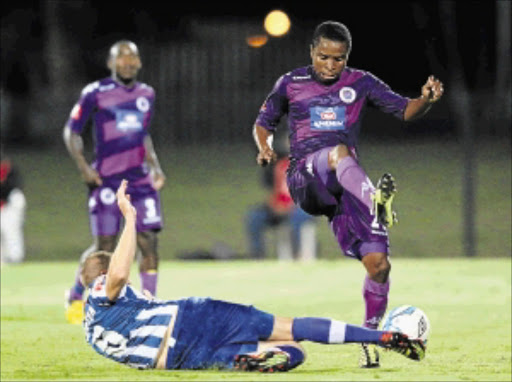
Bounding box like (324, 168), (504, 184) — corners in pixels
(87, 184), (163, 236)
(287, 147), (389, 259)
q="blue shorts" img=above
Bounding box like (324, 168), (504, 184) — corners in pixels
(88, 183), (163, 236)
(287, 148), (389, 259)
(166, 298), (274, 370)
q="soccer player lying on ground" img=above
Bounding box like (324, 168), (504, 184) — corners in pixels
(80, 180), (425, 372)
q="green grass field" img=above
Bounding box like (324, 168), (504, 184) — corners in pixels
(7, 139), (512, 261)
(1, 139), (510, 380)
(1, 258), (511, 381)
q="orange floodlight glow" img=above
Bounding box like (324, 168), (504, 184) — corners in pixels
(246, 34), (269, 48)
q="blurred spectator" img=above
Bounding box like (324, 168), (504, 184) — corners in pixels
(0, 151), (26, 264)
(246, 139), (317, 261)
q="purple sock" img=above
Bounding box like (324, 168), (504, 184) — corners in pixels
(69, 273), (85, 301)
(140, 271), (158, 296)
(363, 275), (390, 329)
(335, 156), (374, 210)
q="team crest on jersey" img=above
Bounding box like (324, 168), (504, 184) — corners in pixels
(136, 97), (150, 112)
(339, 87), (356, 103)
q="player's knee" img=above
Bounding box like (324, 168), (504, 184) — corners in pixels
(97, 235), (117, 252)
(328, 144), (350, 169)
(363, 253), (391, 282)
(137, 231), (158, 255)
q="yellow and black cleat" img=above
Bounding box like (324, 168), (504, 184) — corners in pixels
(372, 173), (398, 228)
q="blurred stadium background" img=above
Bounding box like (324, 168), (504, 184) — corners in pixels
(1, 0), (510, 261)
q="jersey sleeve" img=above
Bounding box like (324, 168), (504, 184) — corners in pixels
(66, 82), (98, 134)
(366, 74), (409, 120)
(142, 85), (156, 135)
(254, 75), (289, 132)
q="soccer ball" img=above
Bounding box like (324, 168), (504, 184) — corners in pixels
(381, 305), (430, 344)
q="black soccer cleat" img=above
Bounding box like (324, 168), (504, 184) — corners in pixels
(234, 349), (292, 373)
(359, 343), (380, 368)
(372, 173), (398, 227)
(378, 332), (426, 361)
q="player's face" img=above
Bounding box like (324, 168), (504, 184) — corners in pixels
(112, 44), (141, 82)
(310, 37), (349, 83)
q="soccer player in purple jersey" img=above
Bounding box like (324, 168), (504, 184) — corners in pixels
(63, 40), (167, 323)
(80, 180), (425, 372)
(252, 21), (443, 368)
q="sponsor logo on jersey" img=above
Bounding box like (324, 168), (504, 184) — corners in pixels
(310, 106), (346, 131)
(136, 97), (150, 113)
(116, 110), (143, 132)
(99, 83), (116, 92)
(339, 86), (356, 103)
(292, 75), (311, 81)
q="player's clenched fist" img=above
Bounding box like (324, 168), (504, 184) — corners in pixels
(421, 75), (444, 103)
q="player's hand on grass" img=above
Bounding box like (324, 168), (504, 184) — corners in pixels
(257, 147), (277, 167)
(421, 75), (444, 103)
(116, 179), (137, 218)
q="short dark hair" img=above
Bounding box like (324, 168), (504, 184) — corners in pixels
(312, 21), (352, 52)
(81, 251), (111, 286)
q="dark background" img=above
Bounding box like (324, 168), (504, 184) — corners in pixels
(0, 1), (510, 260)
(1, 0), (510, 145)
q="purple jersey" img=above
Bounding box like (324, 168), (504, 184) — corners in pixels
(255, 66), (409, 163)
(66, 77), (155, 189)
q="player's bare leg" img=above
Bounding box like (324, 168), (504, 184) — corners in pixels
(137, 230), (159, 296)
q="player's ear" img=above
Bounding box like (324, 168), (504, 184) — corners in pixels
(107, 58), (115, 72)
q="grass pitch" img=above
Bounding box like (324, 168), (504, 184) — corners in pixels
(1, 258), (511, 381)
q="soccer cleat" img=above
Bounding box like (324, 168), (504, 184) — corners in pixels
(234, 349), (292, 373)
(372, 173), (398, 227)
(359, 343), (380, 368)
(64, 290), (85, 325)
(378, 332), (426, 361)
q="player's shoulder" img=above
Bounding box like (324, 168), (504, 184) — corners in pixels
(137, 82), (156, 96)
(344, 66), (382, 83)
(80, 77), (115, 97)
(281, 66), (313, 83)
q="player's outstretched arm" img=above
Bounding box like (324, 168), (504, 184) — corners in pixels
(253, 124), (277, 167)
(105, 180), (137, 301)
(404, 75), (444, 121)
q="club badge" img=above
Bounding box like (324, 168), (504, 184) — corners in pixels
(339, 87), (356, 103)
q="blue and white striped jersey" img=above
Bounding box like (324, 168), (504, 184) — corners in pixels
(83, 275), (179, 369)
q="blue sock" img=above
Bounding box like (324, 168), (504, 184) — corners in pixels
(274, 345), (304, 369)
(292, 317), (331, 342)
(344, 324), (384, 344)
(292, 318), (385, 344)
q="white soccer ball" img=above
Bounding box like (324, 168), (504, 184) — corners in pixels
(381, 305), (431, 344)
